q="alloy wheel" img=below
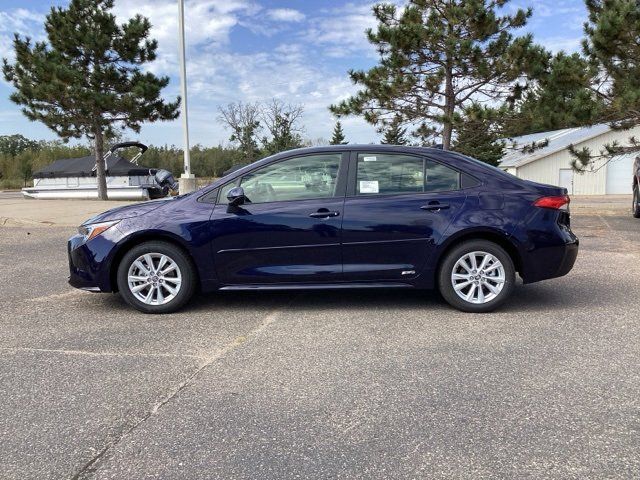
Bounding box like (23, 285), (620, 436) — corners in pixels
(451, 251), (505, 304)
(127, 253), (182, 306)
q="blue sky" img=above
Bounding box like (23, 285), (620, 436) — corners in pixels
(0, 0), (587, 147)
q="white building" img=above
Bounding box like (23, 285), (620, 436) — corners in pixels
(498, 123), (640, 195)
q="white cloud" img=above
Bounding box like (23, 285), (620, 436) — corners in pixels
(181, 43), (377, 143)
(0, 8), (46, 60)
(266, 8), (305, 22)
(539, 36), (583, 54)
(112, 0), (260, 75)
(111, 0), (379, 143)
(303, 2), (379, 58)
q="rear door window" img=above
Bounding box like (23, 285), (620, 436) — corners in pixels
(355, 153), (423, 195)
(425, 160), (460, 192)
(355, 153), (460, 195)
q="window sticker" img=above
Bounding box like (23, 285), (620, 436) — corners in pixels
(359, 180), (379, 193)
(363, 156), (377, 162)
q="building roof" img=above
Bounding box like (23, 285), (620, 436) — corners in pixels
(498, 123), (612, 168)
(33, 155), (152, 179)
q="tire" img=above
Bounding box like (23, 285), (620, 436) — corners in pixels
(117, 241), (197, 314)
(633, 185), (640, 218)
(438, 240), (515, 313)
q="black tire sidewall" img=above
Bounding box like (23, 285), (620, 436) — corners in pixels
(438, 240), (515, 313)
(633, 186), (640, 218)
(117, 241), (196, 314)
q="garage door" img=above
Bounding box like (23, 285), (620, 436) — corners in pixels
(559, 168), (573, 194)
(606, 153), (634, 194)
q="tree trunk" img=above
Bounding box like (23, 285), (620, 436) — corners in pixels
(442, 66), (454, 150)
(442, 120), (452, 150)
(94, 129), (108, 200)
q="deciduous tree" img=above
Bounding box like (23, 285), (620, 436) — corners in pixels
(261, 100), (304, 155)
(218, 101), (262, 163)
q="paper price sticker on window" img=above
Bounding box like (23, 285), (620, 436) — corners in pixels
(363, 156), (377, 162)
(359, 180), (379, 193)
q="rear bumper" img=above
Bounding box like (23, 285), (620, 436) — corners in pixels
(521, 235), (579, 283)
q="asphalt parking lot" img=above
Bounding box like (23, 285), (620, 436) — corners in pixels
(1, 197), (639, 479)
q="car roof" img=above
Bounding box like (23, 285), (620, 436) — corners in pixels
(269, 144), (443, 156)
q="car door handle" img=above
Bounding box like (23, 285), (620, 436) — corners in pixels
(309, 210), (340, 218)
(420, 202), (450, 211)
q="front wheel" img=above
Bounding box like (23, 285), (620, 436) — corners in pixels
(117, 241), (197, 314)
(438, 240), (515, 313)
(633, 185), (640, 218)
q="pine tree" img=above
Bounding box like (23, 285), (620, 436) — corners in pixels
(569, 0), (640, 170)
(329, 120), (347, 145)
(2, 0), (179, 199)
(330, 0), (547, 150)
(453, 104), (505, 165)
(504, 52), (603, 137)
(381, 116), (408, 145)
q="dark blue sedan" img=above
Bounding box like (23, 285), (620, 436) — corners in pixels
(68, 145), (578, 313)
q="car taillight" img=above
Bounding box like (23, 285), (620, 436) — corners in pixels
(534, 195), (570, 210)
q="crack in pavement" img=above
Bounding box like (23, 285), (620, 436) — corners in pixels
(69, 297), (297, 480)
(27, 289), (85, 302)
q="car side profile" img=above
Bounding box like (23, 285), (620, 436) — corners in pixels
(68, 145), (579, 313)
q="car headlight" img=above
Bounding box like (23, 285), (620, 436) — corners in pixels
(78, 220), (120, 241)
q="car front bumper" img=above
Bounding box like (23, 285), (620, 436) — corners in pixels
(68, 233), (119, 292)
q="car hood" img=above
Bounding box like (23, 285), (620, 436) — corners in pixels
(82, 197), (177, 225)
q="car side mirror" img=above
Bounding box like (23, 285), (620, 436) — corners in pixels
(227, 186), (247, 206)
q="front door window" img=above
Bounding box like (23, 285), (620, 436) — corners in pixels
(235, 154), (342, 204)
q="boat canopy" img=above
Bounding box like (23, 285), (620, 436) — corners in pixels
(33, 155), (152, 179)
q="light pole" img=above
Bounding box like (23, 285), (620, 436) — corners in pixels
(177, 0), (196, 193)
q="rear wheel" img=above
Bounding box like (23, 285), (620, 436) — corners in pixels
(633, 184), (640, 218)
(117, 241), (196, 314)
(438, 240), (515, 313)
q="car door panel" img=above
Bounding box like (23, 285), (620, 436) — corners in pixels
(209, 152), (347, 285)
(341, 192), (467, 280)
(210, 199), (344, 284)
(341, 152), (467, 281)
